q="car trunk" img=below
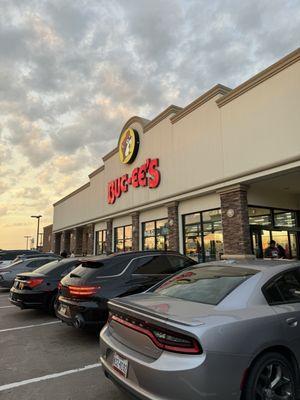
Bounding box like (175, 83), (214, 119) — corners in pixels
(14, 273), (46, 290)
(107, 293), (213, 359)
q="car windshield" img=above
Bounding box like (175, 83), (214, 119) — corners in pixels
(154, 265), (258, 305)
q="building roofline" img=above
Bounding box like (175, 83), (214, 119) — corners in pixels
(53, 182), (90, 206)
(171, 84), (231, 124)
(217, 48), (300, 107)
(43, 224), (53, 229)
(88, 165), (105, 179)
(144, 105), (182, 132)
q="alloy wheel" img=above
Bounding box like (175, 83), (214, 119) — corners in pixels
(254, 361), (294, 400)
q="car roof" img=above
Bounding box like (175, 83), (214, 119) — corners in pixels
(197, 259), (300, 277)
(80, 250), (182, 263)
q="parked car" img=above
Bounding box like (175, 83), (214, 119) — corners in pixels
(56, 251), (196, 329)
(9, 258), (82, 312)
(100, 259), (300, 400)
(0, 256), (60, 288)
(11, 252), (60, 265)
(0, 250), (40, 268)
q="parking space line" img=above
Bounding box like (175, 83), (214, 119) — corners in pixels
(0, 306), (14, 309)
(0, 363), (102, 392)
(0, 321), (60, 333)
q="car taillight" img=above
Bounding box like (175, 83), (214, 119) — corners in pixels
(68, 285), (100, 297)
(111, 314), (202, 355)
(58, 281), (62, 290)
(27, 278), (44, 288)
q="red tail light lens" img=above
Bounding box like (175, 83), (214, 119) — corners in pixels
(58, 282), (62, 290)
(27, 278), (44, 288)
(111, 314), (202, 354)
(68, 285), (100, 297)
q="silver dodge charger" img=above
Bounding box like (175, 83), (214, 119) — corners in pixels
(100, 259), (300, 400)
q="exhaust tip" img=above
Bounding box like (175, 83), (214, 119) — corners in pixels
(73, 314), (85, 329)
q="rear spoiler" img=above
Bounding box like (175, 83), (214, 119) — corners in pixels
(108, 298), (204, 327)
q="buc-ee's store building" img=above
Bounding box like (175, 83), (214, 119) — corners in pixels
(48, 49), (300, 262)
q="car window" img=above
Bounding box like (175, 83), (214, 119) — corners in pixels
(70, 258), (129, 279)
(154, 265), (258, 305)
(132, 255), (173, 275)
(167, 255), (196, 272)
(61, 263), (79, 277)
(27, 259), (52, 269)
(264, 269), (300, 305)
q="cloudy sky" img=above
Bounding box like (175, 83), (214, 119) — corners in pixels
(0, 0), (300, 249)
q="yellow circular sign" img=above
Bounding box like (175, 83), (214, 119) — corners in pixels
(118, 128), (140, 164)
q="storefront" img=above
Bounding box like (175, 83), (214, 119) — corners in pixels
(50, 49), (300, 261)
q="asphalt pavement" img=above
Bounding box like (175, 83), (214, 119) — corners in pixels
(0, 288), (128, 400)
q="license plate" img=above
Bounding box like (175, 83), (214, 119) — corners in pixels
(59, 305), (69, 316)
(112, 352), (128, 377)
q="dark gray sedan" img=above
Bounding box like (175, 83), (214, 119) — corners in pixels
(100, 259), (300, 400)
(0, 256), (60, 288)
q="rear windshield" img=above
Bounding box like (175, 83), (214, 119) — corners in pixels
(69, 257), (130, 279)
(154, 265), (258, 305)
(34, 259), (79, 275)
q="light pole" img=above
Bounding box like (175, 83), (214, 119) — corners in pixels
(31, 215), (42, 251)
(24, 235), (31, 250)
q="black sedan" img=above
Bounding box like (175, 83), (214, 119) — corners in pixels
(10, 258), (81, 313)
(56, 251), (196, 329)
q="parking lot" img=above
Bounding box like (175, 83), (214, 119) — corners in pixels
(0, 289), (127, 400)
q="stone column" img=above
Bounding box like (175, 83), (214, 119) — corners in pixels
(106, 219), (113, 254)
(53, 232), (61, 254)
(219, 184), (253, 259)
(82, 227), (89, 256)
(167, 201), (179, 252)
(70, 228), (83, 256)
(86, 224), (94, 255)
(60, 232), (66, 253)
(131, 212), (140, 251)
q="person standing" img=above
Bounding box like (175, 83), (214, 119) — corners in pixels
(264, 240), (278, 258)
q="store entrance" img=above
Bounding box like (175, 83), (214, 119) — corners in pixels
(251, 227), (298, 259)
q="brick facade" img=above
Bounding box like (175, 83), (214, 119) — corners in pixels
(42, 224), (53, 253)
(219, 185), (253, 258)
(167, 201), (179, 252)
(70, 227), (83, 256)
(81, 224), (94, 256)
(131, 212), (140, 251)
(106, 219), (113, 254)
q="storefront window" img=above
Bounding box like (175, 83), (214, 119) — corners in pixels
(143, 219), (169, 250)
(96, 230), (107, 255)
(274, 209), (296, 228)
(183, 209), (223, 263)
(249, 206), (299, 259)
(248, 207), (271, 226)
(114, 225), (132, 252)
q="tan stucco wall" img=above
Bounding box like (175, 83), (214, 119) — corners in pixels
(53, 57), (300, 232)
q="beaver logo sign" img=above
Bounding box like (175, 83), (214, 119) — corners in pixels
(118, 128), (139, 164)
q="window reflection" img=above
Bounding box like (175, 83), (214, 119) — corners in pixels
(143, 219), (169, 251)
(184, 209), (223, 263)
(114, 225), (132, 252)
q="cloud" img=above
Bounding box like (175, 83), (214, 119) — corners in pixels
(1, 0), (300, 248)
(0, 206), (8, 217)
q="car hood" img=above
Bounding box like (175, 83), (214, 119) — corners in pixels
(109, 292), (215, 327)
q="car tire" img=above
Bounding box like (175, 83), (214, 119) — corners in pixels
(48, 294), (58, 315)
(242, 351), (297, 400)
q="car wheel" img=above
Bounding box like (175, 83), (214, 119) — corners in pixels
(243, 352), (297, 400)
(48, 294), (58, 315)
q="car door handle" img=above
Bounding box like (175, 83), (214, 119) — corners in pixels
(286, 318), (298, 327)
